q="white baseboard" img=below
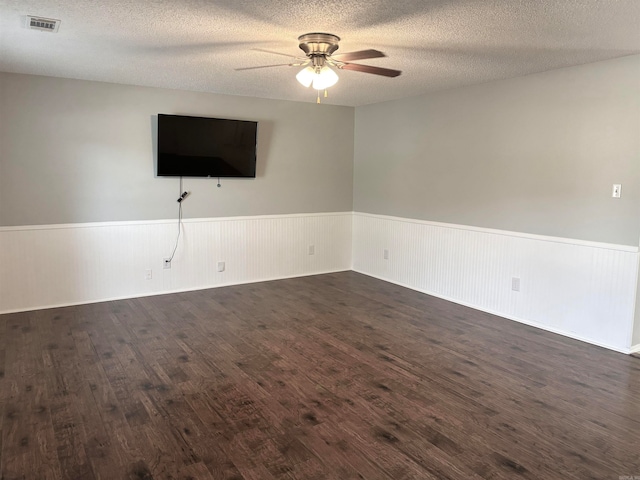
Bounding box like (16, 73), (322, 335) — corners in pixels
(0, 268), (350, 315)
(353, 269), (633, 355)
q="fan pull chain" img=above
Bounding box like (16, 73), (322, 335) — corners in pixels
(317, 90), (320, 104)
(324, 89), (328, 98)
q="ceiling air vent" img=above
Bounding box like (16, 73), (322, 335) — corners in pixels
(26, 16), (61, 32)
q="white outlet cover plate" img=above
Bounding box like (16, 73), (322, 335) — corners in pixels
(612, 184), (621, 198)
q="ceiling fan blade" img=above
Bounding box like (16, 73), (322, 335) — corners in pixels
(251, 48), (302, 59)
(340, 63), (402, 77)
(235, 62), (300, 71)
(332, 49), (386, 61)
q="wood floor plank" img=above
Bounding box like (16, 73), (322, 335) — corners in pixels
(1, 272), (639, 479)
(1, 312), (62, 480)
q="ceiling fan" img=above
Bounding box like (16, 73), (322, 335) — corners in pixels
(236, 33), (402, 103)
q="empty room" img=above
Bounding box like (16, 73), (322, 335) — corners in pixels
(1, 1), (639, 479)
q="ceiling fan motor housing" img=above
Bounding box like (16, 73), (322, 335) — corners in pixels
(298, 33), (340, 57)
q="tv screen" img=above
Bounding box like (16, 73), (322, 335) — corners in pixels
(157, 114), (257, 178)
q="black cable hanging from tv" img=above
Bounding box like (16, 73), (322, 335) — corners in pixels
(168, 176), (188, 262)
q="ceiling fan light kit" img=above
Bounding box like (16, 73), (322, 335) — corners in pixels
(295, 67), (315, 88)
(239, 32), (401, 103)
(296, 65), (339, 89)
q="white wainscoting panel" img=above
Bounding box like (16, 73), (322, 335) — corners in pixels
(0, 212), (352, 314)
(352, 212), (639, 353)
(2, 210), (638, 354)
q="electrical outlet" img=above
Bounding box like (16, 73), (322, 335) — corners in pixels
(217, 261), (225, 272)
(164, 259), (171, 269)
(145, 269), (152, 280)
(612, 184), (621, 198)
(512, 277), (520, 292)
(308, 245), (315, 255)
(383, 249), (389, 260)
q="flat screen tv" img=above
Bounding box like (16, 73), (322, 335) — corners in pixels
(157, 114), (257, 178)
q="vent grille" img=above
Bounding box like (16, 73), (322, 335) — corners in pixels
(26, 16), (61, 32)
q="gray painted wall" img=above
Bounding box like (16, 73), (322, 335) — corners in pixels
(0, 73), (354, 226)
(354, 55), (640, 246)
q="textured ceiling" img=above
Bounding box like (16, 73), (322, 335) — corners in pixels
(1, 0), (639, 106)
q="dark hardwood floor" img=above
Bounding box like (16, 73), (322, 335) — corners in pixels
(1, 272), (639, 479)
